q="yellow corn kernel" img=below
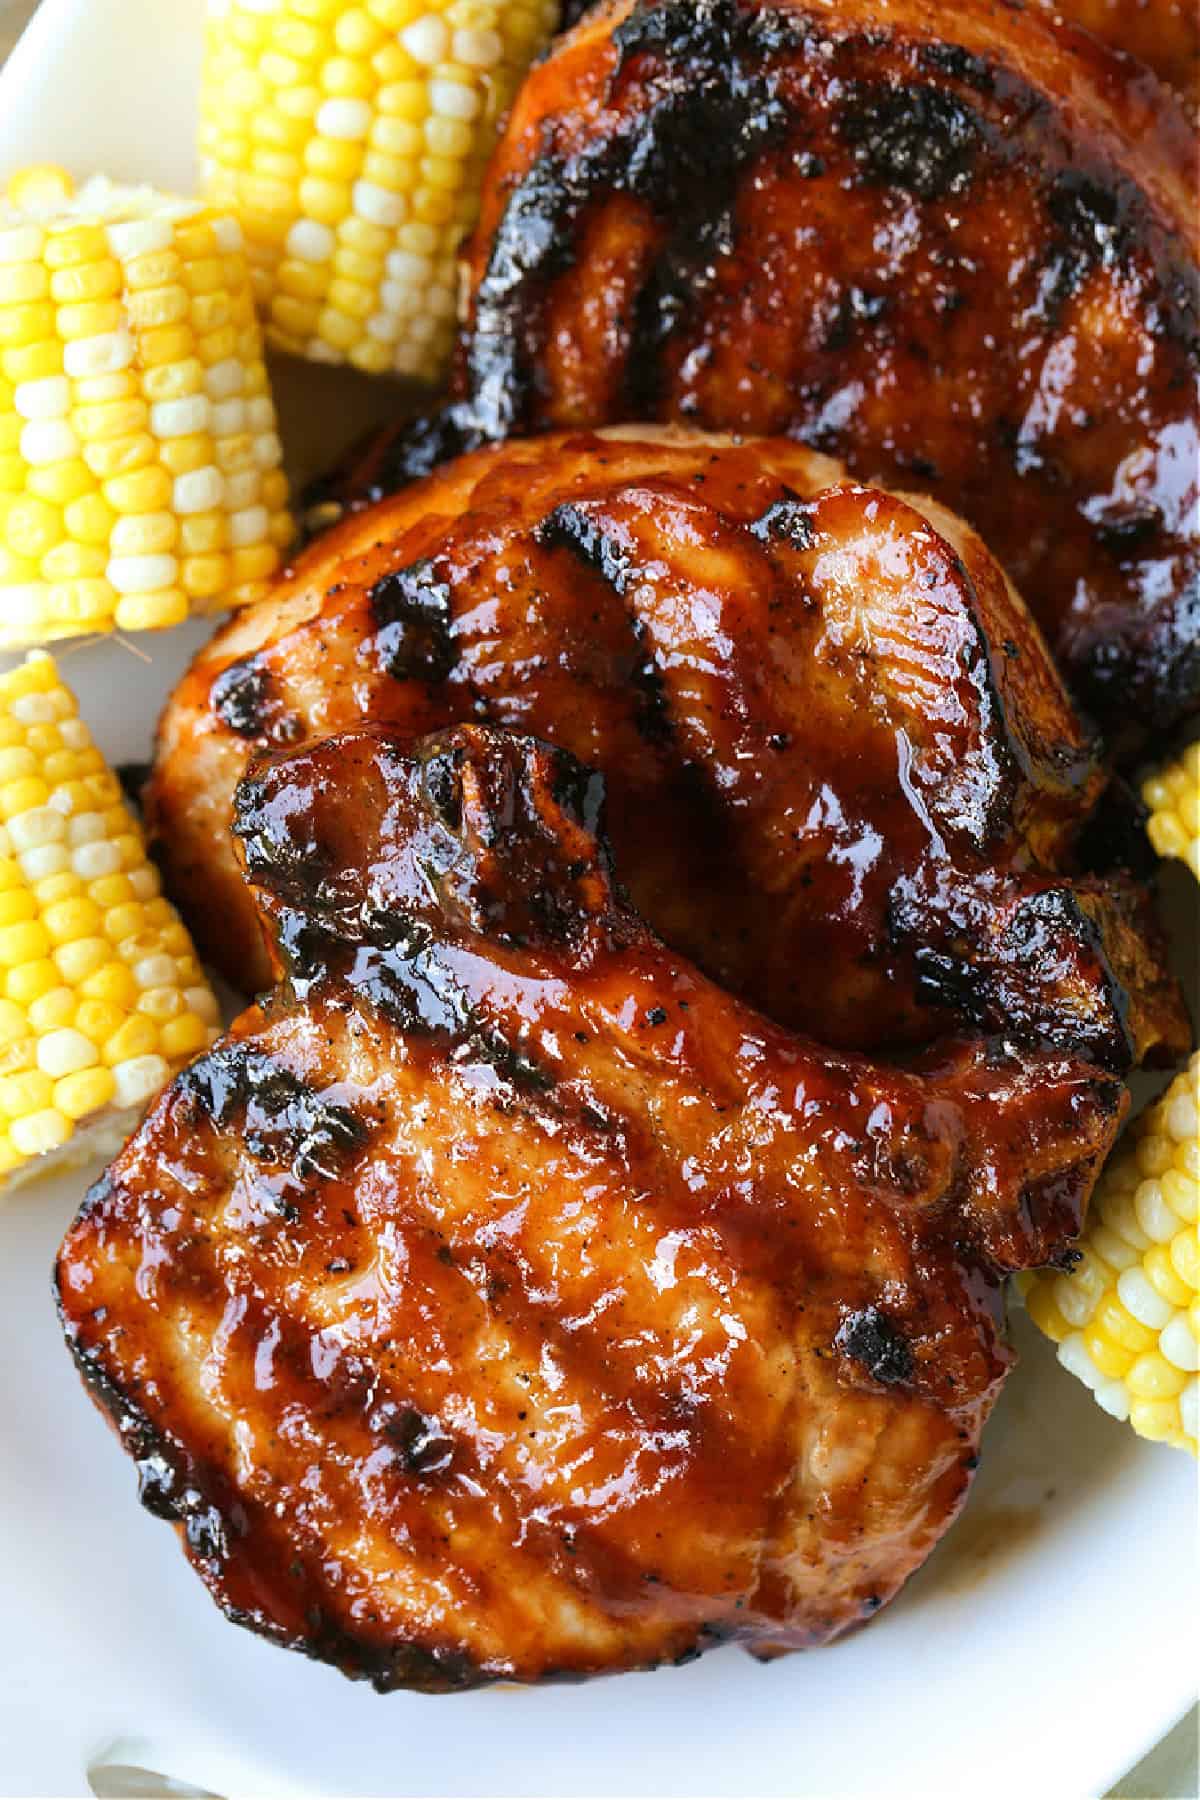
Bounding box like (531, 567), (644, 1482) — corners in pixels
(197, 0), (556, 378)
(159, 1012), (209, 1060)
(79, 961), (137, 1008)
(0, 653), (221, 1183)
(1025, 1052), (1199, 1455)
(102, 1014), (158, 1065)
(27, 459), (93, 506)
(49, 260), (122, 305)
(0, 1067), (52, 1118)
(114, 591), (189, 632)
(1, 172), (291, 645)
(9, 1107), (70, 1157)
(5, 958), (59, 1005)
(1143, 743), (1200, 882)
(53, 1065), (116, 1121)
(103, 463), (172, 514)
(6, 165), (74, 209)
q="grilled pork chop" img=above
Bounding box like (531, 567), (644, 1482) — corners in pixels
(58, 723), (1127, 1689)
(149, 429), (1187, 1068)
(315, 0), (1200, 745)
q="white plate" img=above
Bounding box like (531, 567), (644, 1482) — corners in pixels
(0, 4), (1196, 1796)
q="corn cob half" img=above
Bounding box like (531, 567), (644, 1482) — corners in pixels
(0, 652), (220, 1188)
(0, 167), (291, 649)
(199, 0), (560, 379)
(1024, 1052), (1199, 1455)
(1142, 742), (1199, 882)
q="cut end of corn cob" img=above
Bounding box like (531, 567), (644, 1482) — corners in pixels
(199, 0), (561, 379)
(1024, 1052), (1199, 1456)
(0, 167), (292, 649)
(0, 652), (221, 1190)
(1143, 743), (1199, 883)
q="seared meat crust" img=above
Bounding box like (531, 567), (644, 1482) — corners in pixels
(318, 0), (1200, 744)
(149, 429), (1187, 1067)
(58, 723), (1127, 1689)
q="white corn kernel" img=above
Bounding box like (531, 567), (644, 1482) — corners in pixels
(211, 398), (247, 436)
(7, 807), (66, 852)
(211, 216), (243, 253)
(65, 812), (104, 847)
(286, 219), (335, 263)
(20, 419), (79, 466)
(173, 467), (224, 514)
(112, 1053), (171, 1109)
(150, 394), (210, 439)
(316, 98), (373, 141)
(36, 1028), (100, 1079)
(223, 469), (261, 510)
(63, 329), (136, 377)
(14, 376), (71, 421)
(252, 431), (283, 469)
(0, 223), (46, 263)
(430, 80), (481, 122)
(106, 216), (173, 259)
(106, 555), (179, 596)
(402, 16), (450, 63)
(133, 953), (177, 990)
(1160, 1314), (1200, 1373)
(452, 26), (502, 65)
(1179, 1377), (1198, 1442)
(186, 985), (220, 1023)
(1118, 1266), (1176, 1330)
(18, 844), (69, 881)
(72, 840), (123, 880)
(352, 180), (406, 227)
(229, 504), (269, 547)
(204, 357), (246, 401)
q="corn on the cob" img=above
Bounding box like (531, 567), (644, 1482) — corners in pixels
(0, 167), (291, 649)
(0, 651), (220, 1188)
(1024, 1052), (1199, 1455)
(1142, 742), (1199, 882)
(198, 0), (560, 379)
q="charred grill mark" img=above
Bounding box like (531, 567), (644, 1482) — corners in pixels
(1073, 569), (1200, 733)
(363, 559), (455, 684)
(178, 1045), (366, 1178)
(370, 1401), (458, 1477)
(891, 879), (1135, 1071)
(465, 0), (795, 430)
(822, 285), (890, 353)
(836, 1306), (915, 1387)
(211, 659), (300, 746)
(211, 660), (271, 738)
(69, 1207), (728, 1689)
(1033, 169), (1200, 350)
(538, 503), (635, 593)
(749, 494), (818, 550)
(839, 81), (981, 200)
(914, 40), (1000, 95)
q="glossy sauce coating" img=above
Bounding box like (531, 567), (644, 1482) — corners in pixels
(1024, 0), (1197, 107)
(325, 0), (1199, 745)
(58, 725), (1127, 1688)
(150, 428), (1187, 1068)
